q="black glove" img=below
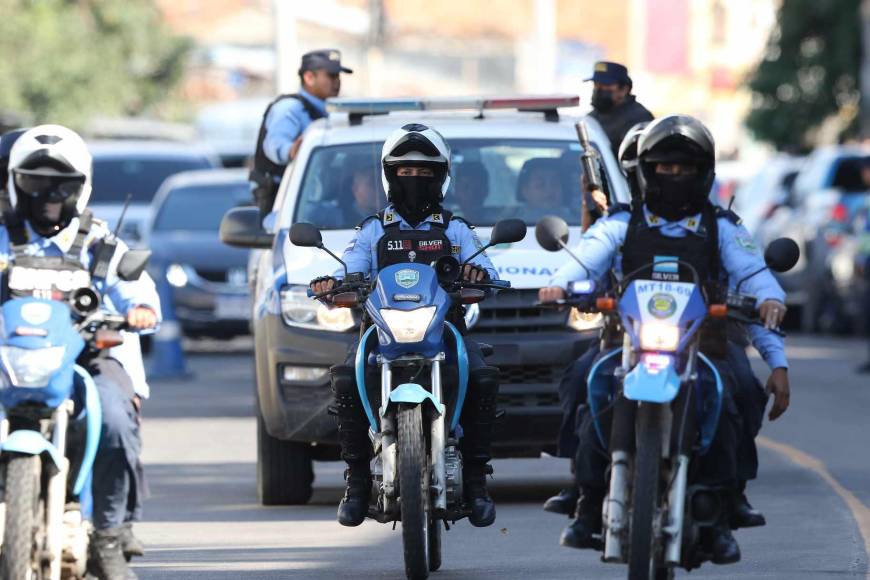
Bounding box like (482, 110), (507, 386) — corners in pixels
(309, 275), (337, 295)
(462, 264), (490, 283)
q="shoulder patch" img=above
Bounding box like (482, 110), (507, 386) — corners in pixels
(734, 231), (758, 253)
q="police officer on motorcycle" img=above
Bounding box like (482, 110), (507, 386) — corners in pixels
(309, 123), (501, 528)
(542, 122), (650, 517)
(1, 125), (161, 580)
(539, 115), (790, 564)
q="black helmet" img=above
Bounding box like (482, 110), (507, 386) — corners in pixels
(0, 128), (28, 192)
(617, 122), (649, 205)
(637, 115), (715, 221)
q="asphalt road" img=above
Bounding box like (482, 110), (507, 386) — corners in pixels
(132, 335), (870, 579)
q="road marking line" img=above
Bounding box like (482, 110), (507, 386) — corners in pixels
(759, 436), (870, 578)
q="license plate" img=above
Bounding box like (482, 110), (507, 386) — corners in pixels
(215, 295), (251, 320)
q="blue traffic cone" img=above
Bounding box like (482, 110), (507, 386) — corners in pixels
(147, 263), (189, 380)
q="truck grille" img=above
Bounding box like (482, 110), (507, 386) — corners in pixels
(499, 365), (558, 385)
(474, 289), (568, 334)
(498, 391), (560, 408)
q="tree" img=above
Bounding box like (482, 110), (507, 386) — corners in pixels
(745, 0), (862, 151)
(0, 0), (191, 128)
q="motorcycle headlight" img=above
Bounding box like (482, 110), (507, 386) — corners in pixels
(639, 323), (679, 352)
(380, 307), (437, 343)
(280, 285), (355, 332)
(0, 345), (66, 388)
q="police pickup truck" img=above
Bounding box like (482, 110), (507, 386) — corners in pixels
(221, 96), (630, 504)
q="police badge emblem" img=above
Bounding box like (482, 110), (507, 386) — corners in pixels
(395, 269), (420, 288)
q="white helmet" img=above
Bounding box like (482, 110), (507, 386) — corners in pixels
(7, 125), (92, 233)
(380, 123), (451, 223)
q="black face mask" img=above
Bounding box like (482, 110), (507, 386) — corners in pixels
(17, 192), (79, 236)
(390, 175), (442, 225)
(645, 173), (707, 222)
(591, 89), (615, 113)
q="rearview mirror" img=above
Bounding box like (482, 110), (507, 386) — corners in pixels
(220, 207), (274, 249)
(116, 249), (151, 281)
(535, 216), (569, 252)
(489, 218), (526, 245)
(289, 222), (323, 248)
(764, 238), (800, 273)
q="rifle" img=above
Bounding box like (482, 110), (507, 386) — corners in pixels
(575, 120), (607, 231)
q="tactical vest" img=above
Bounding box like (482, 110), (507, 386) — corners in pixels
(375, 210), (454, 268)
(3, 212), (95, 302)
(251, 94), (325, 180)
(620, 203), (728, 357)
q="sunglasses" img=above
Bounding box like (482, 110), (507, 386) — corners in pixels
(13, 170), (85, 199)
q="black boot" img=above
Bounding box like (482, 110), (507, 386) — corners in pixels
(709, 524), (741, 564)
(543, 487), (579, 516)
(559, 486), (604, 550)
(120, 522), (145, 561)
(337, 464), (372, 527)
(88, 527), (138, 580)
(331, 365), (373, 527)
(730, 491), (766, 529)
(460, 367), (500, 527)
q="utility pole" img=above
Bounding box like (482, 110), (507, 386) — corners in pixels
(861, 0), (870, 138)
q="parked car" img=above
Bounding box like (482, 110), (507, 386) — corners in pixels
(88, 140), (220, 246)
(147, 169), (252, 338)
(773, 146), (870, 332)
(733, 155), (804, 237)
(221, 96), (632, 505)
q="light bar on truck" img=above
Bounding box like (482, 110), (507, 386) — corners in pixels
(327, 95), (579, 115)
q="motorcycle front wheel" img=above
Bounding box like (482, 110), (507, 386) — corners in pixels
(1, 455), (41, 580)
(628, 404), (662, 580)
(398, 404), (430, 580)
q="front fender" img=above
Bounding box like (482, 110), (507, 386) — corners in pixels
(2, 430), (63, 470)
(381, 383), (445, 417)
(623, 355), (681, 403)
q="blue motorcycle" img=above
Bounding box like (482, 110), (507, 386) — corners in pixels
(536, 216), (799, 579)
(0, 248), (149, 580)
(290, 219), (525, 580)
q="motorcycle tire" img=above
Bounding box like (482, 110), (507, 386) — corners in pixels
(398, 404), (430, 580)
(1, 455), (40, 580)
(628, 404), (662, 580)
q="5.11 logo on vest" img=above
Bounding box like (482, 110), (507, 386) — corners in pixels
(386, 240), (412, 251)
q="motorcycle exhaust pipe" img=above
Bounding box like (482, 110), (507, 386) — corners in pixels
(664, 454), (689, 565)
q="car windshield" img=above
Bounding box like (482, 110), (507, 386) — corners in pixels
(92, 157), (214, 204)
(153, 182), (251, 232)
(293, 139), (589, 229)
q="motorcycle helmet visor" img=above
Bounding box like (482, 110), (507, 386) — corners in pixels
(13, 168), (85, 199)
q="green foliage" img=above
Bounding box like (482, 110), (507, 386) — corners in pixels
(0, 0), (191, 128)
(745, 0), (862, 151)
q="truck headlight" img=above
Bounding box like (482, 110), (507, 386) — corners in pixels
(639, 323), (679, 352)
(567, 308), (602, 332)
(166, 263), (189, 288)
(280, 285), (355, 332)
(380, 307), (436, 343)
(0, 346), (66, 388)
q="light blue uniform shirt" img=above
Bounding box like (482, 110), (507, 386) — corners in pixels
(262, 88), (327, 167)
(550, 207), (789, 370)
(0, 218), (162, 396)
(335, 205), (498, 281)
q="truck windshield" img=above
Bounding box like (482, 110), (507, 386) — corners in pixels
(293, 139), (588, 229)
(153, 182), (251, 232)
